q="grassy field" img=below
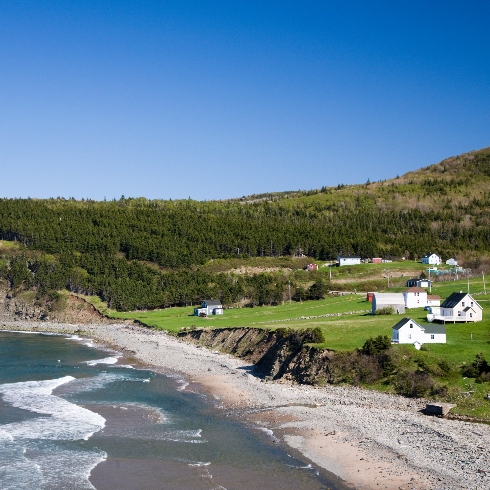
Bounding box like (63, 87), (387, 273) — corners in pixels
(83, 272), (490, 419)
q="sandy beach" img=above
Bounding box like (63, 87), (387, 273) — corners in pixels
(2, 321), (489, 490)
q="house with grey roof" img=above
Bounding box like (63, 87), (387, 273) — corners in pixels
(422, 253), (442, 265)
(427, 292), (482, 323)
(372, 293), (405, 315)
(392, 317), (446, 347)
(194, 299), (223, 316)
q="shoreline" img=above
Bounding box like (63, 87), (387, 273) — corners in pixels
(2, 321), (490, 489)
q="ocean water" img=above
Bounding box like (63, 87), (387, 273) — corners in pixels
(0, 331), (346, 490)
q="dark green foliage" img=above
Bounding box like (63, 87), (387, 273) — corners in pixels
(394, 370), (437, 397)
(360, 335), (391, 356)
(0, 147), (489, 310)
(375, 307), (394, 315)
(462, 353), (490, 380)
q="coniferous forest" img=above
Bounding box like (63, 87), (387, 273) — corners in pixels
(1, 147), (489, 310)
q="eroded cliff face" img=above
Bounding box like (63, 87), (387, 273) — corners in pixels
(179, 327), (336, 384)
(0, 287), (114, 324)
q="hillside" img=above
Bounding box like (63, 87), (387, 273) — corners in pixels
(0, 146), (489, 310)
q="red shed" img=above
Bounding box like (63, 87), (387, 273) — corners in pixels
(306, 263), (318, 271)
(372, 257), (382, 264)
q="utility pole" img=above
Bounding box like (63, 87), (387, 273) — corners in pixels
(288, 280), (291, 305)
(428, 268), (432, 293)
(483, 271), (486, 295)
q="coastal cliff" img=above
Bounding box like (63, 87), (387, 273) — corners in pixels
(0, 286), (114, 324)
(178, 327), (335, 384)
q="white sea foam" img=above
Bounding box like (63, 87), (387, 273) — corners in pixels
(84, 355), (121, 366)
(0, 376), (106, 489)
(0, 376), (105, 441)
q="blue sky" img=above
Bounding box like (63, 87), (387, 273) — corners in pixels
(1, 1), (489, 200)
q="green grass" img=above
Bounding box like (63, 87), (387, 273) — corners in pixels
(0, 240), (22, 250)
(82, 274), (490, 419)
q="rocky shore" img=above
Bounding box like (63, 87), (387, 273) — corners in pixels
(1, 320), (489, 489)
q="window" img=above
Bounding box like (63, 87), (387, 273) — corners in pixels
(431, 334), (434, 340)
(408, 334), (411, 340)
(471, 302), (474, 307)
(410, 323), (413, 328)
(470, 313), (473, 318)
(462, 302), (465, 307)
(458, 311), (462, 316)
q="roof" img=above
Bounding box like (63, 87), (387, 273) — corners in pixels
(427, 295), (441, 300)
(423, 324), (446, 335)
(203, 299), (222, 306)
(374, 293), (405, 304)
(440, 292), (469, 308)
(392, 317), (421, 331)
(405, 287), (426, 293)
(337, 255), (361, 259)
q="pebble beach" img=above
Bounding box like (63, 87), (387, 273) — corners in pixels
(1, 320), (489, 490)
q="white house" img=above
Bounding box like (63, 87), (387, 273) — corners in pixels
(422, 253), (442, 265)
(337, 255), (361, 266)
(372, 293), (405, 315)
(392, 317), (446, 345)
(427, 292), (483, 323)
(403, 287), (427, 308)
(194, 299), (224, 316)
(446, 258), (458, 266)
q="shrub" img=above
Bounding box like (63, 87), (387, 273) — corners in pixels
(462, 353), (490, 379)
(375, 307), (394, 315)
(360, 335), (391, 356)
(395, 370), (437, 397)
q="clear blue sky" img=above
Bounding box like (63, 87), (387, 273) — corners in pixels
(1, 1), (489, 201)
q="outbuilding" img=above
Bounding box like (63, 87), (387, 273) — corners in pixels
(337, 255), (361, 266)
(372, 293), (405, 315)
(194, 299), (224, 316)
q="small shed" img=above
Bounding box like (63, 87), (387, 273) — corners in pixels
(306, 263), (318, 271)
(446, 258), (458, 266)
(371, 257), (382, 264)
(337, 255), (361, 266)
(194, 299), (224, 316)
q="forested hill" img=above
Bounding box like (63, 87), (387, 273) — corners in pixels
(0, 147), (489, 310)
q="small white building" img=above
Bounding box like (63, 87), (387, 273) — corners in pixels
(194, 299), (224, 316)
(406, 278), (432, 288)
(372, 293), (405, 315)
(337, 255), (361, 266)
(422, 253), (442, 265)
(428, 292), (483, 323)
(427, 294), (441, 307)
(446, 258), (458, 266)
(392, 317), (446, 345)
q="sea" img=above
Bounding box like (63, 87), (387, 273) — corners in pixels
(0, 331), (348, 490)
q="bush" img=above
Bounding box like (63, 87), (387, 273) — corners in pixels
(462, 353), (490, 380)
(360, 335), (391, 355)
(395, 370), (437, 397)
(375, 307), (394, 315)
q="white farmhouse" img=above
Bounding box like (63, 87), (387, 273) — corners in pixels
(392, 317), (446, 345)
(372, 293), (405, 315)
(337, 255), (361, 266)
(194, 299), (224, 316)
(422, 253), (442, 265)
(427, 292), (482, 323)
